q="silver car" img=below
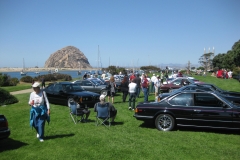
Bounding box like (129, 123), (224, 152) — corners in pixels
(73, 79), (108, 95)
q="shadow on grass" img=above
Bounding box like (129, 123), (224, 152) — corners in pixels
(0, 138), (28, 152)
(138, 121), (155, 129)
(45, 133), (75, 140)
(175, 127), (240, 135)
(138, 121), (240, 135)
(111, 121), (124, 126)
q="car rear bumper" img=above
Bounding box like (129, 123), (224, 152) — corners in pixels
(0, 128), (10, 139)
(133, 114), (154, 120)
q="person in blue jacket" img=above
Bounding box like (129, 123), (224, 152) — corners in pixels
(29, 82), (50, 142)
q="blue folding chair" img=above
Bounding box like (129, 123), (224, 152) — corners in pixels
(95, 103), (111, 128)
(69, 99), (85, 124)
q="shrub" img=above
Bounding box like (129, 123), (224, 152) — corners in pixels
(20, 76), (33, 83)
(36, 73), (72, 82)
(9, 78), (19, 86)
(232, 67), (240, 76)
(0, 73), (16, 86)
(0, 88), (18, 105)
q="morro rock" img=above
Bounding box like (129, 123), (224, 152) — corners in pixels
(44, 46), (92, 69)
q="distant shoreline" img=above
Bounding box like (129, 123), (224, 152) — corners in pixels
(0, 67), (97, 73)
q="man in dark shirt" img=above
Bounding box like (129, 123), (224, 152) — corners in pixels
(41, 77), (45, 89)
(94, 94), (117, 122)
(134, 74), (141, 98)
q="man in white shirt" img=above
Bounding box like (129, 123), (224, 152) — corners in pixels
(128, 79), (137, 110)
(101, 72), (106, 80)
(154, 75), (161, 97)
(150, 74), (157, 93)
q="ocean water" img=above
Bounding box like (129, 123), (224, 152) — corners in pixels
(1, 70), (101, 80)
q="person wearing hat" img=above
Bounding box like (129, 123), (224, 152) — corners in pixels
(29, 82), (50, 142)
(94, 94), (117, 122)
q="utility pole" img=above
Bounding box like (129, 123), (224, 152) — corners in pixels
(187, 61), (191, 74)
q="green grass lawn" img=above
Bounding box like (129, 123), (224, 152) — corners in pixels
(0, 75), (240, 159)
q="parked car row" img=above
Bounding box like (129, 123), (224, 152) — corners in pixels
(160, 77), (203, 93)
(134, 75), (240, 132)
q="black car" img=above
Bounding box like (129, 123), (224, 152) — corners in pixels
(73, 79), (108, 95)
(134, 91), (240, 131)
(159, 84), (240, 105)
(198, 83), (240, 97)
(44, 82), (100, 107)
(0, 114), (10, 139)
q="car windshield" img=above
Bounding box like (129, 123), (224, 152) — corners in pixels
(63, 84), (85, 91)
(90, 80), (101, 85)
(214, 92), (233, 106)
(187, 78), (195, 84)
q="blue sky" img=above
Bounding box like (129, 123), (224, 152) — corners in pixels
(0, 0), (239, 69)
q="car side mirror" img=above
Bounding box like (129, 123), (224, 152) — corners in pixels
(222, 103), (229, 108)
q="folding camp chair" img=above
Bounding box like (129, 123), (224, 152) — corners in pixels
(95, 103), (111, 128)
(69, 99), (85, 124)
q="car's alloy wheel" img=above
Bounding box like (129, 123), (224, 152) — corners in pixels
(155, 114), (175, 131)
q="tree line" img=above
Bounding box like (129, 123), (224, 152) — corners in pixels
(199, 39), (240, 75)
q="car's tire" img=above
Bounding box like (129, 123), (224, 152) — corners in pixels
(67, 97), (74, 107)
(155, 114), (175, 131)
(100, 90), (108, 95)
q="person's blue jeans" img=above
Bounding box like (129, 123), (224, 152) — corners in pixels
(136, 86), (141, 98)
(151, 82), (155, 93)
(129, 93), (136, 109)
(142, 88), (148, 102)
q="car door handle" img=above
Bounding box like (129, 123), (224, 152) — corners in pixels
(194, 110), (201, 112)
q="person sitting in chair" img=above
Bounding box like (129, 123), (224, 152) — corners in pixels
(71, 95), (90, 122)
(94, 94), (117, 123)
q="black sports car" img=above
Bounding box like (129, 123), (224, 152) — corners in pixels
(134, 91), (240, 131)
(44, 82), (100, 107)
(159, 84), (240, 105)
(0, 114), (10, 139)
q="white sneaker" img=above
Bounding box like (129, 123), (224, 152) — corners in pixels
(39, 139), (44, 142)
(37, 133), (39, 138)
(128, 107), (132, 110)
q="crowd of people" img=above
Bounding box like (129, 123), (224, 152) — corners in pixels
(28, 72), (165, 142)
(215, 69), (233, 79)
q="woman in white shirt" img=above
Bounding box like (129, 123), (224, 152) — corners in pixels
(29, 82), (50, 142)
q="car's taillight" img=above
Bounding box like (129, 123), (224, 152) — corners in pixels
(135, 108), (142, 113)
(135, 108), (138, 113)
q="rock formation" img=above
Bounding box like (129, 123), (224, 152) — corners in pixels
(44, 46), (92, 69)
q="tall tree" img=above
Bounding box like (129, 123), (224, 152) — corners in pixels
(212, 53), (226, 69)
(198, 52), (214, 71)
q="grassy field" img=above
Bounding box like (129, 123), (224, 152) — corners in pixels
(0, 75), (240, 160)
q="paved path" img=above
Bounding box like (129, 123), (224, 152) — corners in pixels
(10, 88), (33, 95)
